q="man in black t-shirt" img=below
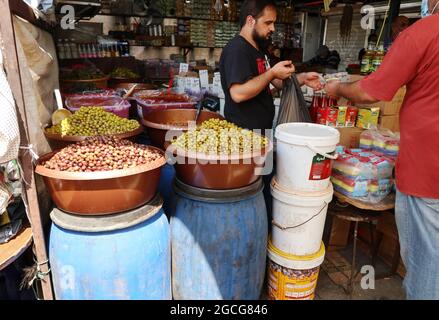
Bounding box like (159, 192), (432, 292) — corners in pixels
(220, 0), (323, 130)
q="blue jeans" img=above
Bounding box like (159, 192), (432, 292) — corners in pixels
(395, 190), (439, 299)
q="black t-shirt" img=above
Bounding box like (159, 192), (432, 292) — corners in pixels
(219, 35), (275, 130)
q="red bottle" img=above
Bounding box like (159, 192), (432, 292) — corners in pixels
(310, 93), (319, 122)
(316, 95), (329, 125)
(329, 96), (338, 107)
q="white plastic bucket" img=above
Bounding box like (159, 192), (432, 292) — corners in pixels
(271, 177), (333, 256)
(275, 123), (340, 192)
(267, 238), (325, 300)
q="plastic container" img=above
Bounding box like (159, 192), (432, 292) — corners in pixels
(275, 123), (340, 192)
(43, 125), (143, 150)
(60, 76), (110, 93)
(141, 109), (224, 149)
(167, 140), (273, 190)
(65, 95), (131, 118)
(267, 238), (325, 300)
(134, 90), (197, 120)
(35, 148), (166, 215)
(270, 177), (333, 256)
(49, 194), (171, 300)
(171, 178), (267, 299)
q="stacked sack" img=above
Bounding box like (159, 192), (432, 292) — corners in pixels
(331, 146), (395, 203)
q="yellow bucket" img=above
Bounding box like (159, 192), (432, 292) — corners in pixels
(267, 237), (325, 300)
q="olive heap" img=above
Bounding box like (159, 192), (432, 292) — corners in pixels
(43, 136), (163, 172)
(46, 107), (139, 136)
(172, 118), (268, 155)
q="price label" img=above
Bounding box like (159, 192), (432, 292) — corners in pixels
(184, 77), (192, 91)
(199, 70), (209, 89)
(179, 63), (189, 74)
(191, 77), (201, 93)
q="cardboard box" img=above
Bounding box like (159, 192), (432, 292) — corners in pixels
(379, 115), (400, 132)
(336, 127), (365, 148)
(356, 86), (406, 116)
(357, 107), (380, 129)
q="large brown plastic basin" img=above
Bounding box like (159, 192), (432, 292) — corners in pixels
(166, 141), (273, 190)
(43, 125), (143, 150)
(141, 109), (224, 149)
(35, 147), (166, 215)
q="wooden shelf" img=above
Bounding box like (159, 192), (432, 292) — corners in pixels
(334, 191), (395, 211)
(95, 12), (296, 25)
(0, 226), (33, 271)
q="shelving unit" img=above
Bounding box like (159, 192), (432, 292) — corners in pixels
(0, 226), (33, 271)
(96, 12), (297, 25)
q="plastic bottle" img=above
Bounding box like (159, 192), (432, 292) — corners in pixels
(310, 92), (319, 123)
(371, 44), (385, 73)
(69, 39), (79, 58)
(64, 39), (72, 59)
(360, 43), (375, 75)
(316, 94), (329, 125)
(57, 39), (65, 59)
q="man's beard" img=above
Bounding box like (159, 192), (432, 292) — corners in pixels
(252, 29), (272, 50)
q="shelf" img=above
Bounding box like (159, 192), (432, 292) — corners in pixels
(130, 44), (222, 49)
(334, 191), (395, 211)
(95, 12), (296, 25)
(0, 226), (33, 271)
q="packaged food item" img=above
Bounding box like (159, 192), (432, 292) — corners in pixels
(359, 129), (400, 157)
(331, 147), (395, 203)
(345, 106), (358, 127)
(359, 130), (374, 149)
(357, 107), (380, 129)
(336, 106), (347, 127)
(325, 108), (338, 127)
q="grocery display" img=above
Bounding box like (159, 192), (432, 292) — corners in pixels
(42, 136), (162, 172)
(61, 67), (106, 81)
(331, 148), (395, 203)
(361, 43), (385, 75)
(35, 138), (166, 215)
(45, 107), (140, 136)
(4, 0), (413, 303)
(134, 90), (197, 118)
(109, 67), (140, 79)
(359, 129), (400, 157)
(171, 118), (268, 155)
(141, 109), (224, 149)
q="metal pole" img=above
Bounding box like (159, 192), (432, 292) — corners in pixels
(384, 0), (402, 44)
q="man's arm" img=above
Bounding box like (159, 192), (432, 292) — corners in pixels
(230, 61), (295, 103)
(271, 79), (283, 90)
(230, 69), (275, 103)
(325, 80), (379, 104)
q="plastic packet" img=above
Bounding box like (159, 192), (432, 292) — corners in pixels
(331, 147), (395, 203)
(360, 128), (400, 157)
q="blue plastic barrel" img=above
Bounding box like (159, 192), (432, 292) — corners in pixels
(171, 178), (268, 300)
(158, 163), (176, 217)
(49, 195), (171, 300)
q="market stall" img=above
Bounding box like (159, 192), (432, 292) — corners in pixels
(1, 0), (418, 301)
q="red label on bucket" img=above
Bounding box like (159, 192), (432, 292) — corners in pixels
(309, 153), (333, 180)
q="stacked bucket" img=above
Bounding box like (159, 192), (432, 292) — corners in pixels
(268, 123), (340, 300)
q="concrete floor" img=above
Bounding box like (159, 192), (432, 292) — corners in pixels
(315, 245), (405, 300)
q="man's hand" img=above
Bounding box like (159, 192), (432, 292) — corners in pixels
(270, 61), (295, 80)
(301, 72), (324, 91)
(324, 79), (341, 98)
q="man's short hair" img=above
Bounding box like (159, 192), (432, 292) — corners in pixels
(239, 0), (277, 28)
